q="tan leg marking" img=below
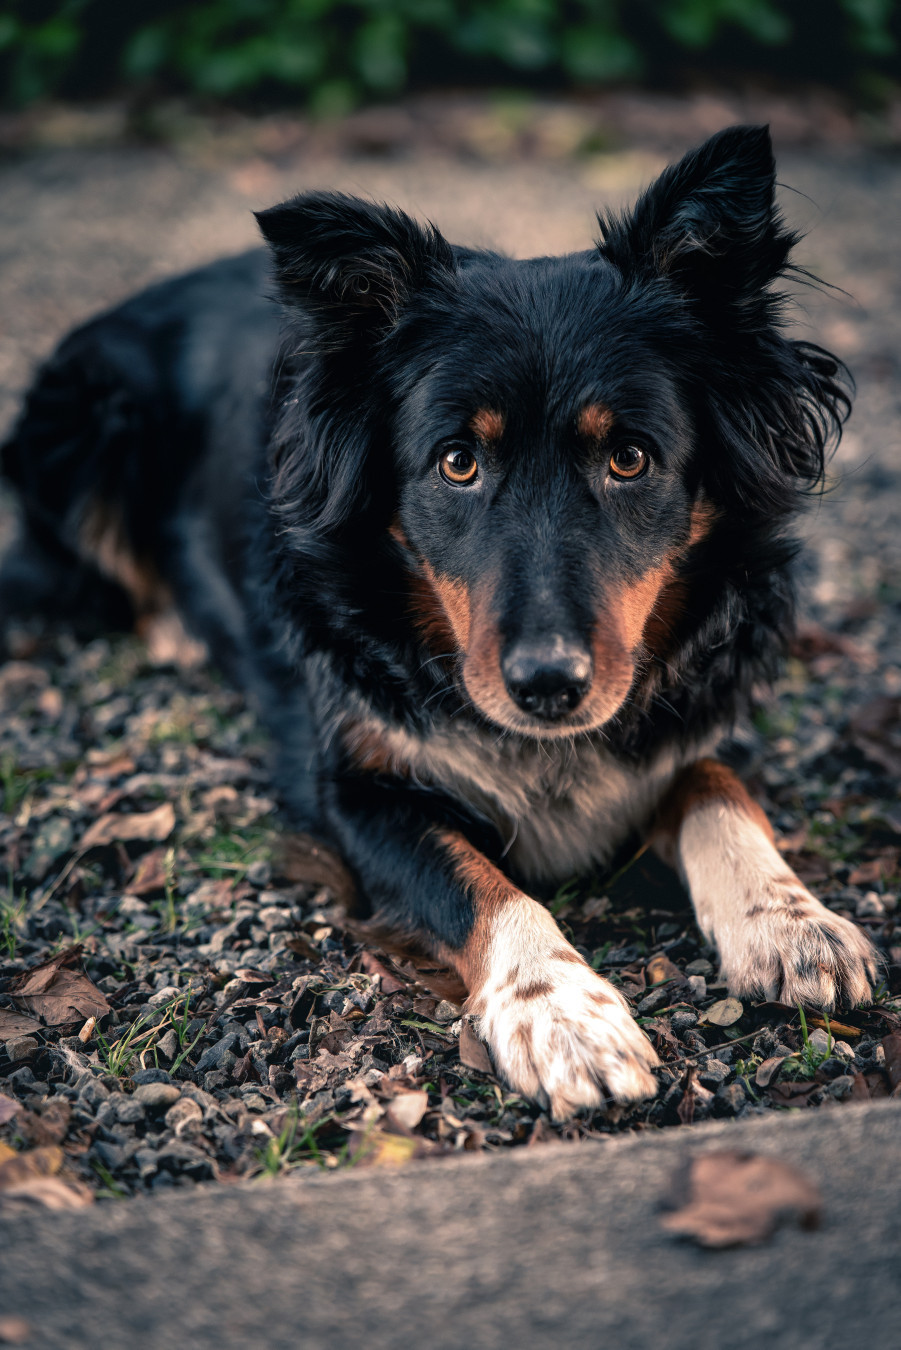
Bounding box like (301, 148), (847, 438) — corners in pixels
(435, 831), (659, 1118)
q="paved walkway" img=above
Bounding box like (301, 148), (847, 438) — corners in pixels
(1, 1101), (899, 1350)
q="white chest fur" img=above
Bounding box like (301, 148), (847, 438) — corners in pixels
(342, 709), (704, 885)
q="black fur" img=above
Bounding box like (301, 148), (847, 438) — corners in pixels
(2, 126), (849, 960)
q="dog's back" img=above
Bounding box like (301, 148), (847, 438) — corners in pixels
(1, 249), (278, 679)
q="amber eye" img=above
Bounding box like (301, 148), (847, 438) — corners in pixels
(608, 444), (649, 481)
(439, 446), (479, 485)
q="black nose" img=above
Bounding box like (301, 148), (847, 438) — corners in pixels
(502, 639), (592, 721)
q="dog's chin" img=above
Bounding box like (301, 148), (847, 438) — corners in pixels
(462, 683), (629, 742)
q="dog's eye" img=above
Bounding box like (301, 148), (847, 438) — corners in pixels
(439, 446), (479, 486)
(608, 444), (649, 481)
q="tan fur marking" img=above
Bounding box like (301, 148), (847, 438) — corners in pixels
(688, 498), (718, 547)
(79, 500), (168, 615)
(434, 830), (523, 994)
(342, 721), (407, 777)
(656, 758), (774, 843)
(577, 403), (614, 441)
(470, 409), (505, 443)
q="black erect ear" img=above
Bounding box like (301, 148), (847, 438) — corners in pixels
(255, 191), (455, 335)
(597, 126), (794, 319)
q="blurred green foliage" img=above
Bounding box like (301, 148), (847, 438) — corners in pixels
(1, 0), (898, 109)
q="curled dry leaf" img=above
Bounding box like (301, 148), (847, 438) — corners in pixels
(660, 1150), (821, 1248)
(80, 801), (176, 850)
(754, 1056), (788, 1088)
(385, 1090), (429, 1133)
(459, 1021), (493, 1075)
(645, 954), (682, 986)
(10, 948), (110, 1027)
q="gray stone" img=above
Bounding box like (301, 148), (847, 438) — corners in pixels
(132, 1068), (172, 1086)
(6, 1036), (40, 1061)
(636, 985), (672, 1015)
(133, 1082), (182, 1110)
(194, 1034), (239, 1075)
(698, 1058), (731, 1088)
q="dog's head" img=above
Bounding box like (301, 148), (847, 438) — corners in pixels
(257, 126), (847, 740)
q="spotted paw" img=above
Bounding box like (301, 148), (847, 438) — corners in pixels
(470, 899), (659, 1119)
(721, 881), (879, 1010)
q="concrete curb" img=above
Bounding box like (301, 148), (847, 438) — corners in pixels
(2, 1101), (899, 1350)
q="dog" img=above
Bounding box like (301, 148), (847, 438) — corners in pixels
(2, 124), (879, 1119)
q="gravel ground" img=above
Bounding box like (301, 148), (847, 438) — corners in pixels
(1, 96), (900, 1208)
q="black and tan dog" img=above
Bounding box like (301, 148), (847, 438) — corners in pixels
(2, 125), (878, 1117)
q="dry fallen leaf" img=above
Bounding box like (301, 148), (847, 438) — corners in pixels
(385, 1090), (429, 1133)
(0, 1096), (22, 1126)
(459, 1021), (493, 1074)
(10, 948), (110, 1027)
(127, 847), (169, 895)
(80, 802), (176, 850)
(660, 1150), (821, 1247)
(0, 1144), (63, 1188)
(754, 1056), (788, 1088)
(17, 1100), (71, 1148)
(0, 1009), (41, 1041)
(646, 954), (682, 986)
(882, 1032), (901, 1094)
(703, 998), (744, 1028)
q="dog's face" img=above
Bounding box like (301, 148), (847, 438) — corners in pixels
(258, 126), (842, 739)
(388, 254), (702, 737)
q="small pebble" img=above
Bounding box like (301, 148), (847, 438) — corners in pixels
(857, 892), (885, 919)
(133, 1082), (182, 1110)
(698, 1058), (731, 1088)
(684, 958), (714, 977)
(685, 975), (707, 1002)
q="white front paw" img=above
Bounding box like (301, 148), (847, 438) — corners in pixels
(722, 882), (879, 1009)
(473, 952), (659, 1120)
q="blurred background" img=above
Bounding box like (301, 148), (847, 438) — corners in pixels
(2, 2), (901, 586)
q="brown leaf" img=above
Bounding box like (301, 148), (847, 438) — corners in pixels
(767, 1080), (818, 1106)
(128, 847), (169, 895)
(807, 1015), (861, 1040)
(754, 1056), (788, 1088)
(80, 802), (175, 850)
(882, 1032), (901, 1094)
(0, 1008), (41, 1041)
(0, 1175), (93, 1211)
(0, 1144), (63, 1190)
(645, 954), (681, 986)
(360, 950), (407, 995)
(17, 1100), (71, 1148)
(0, 1095), (22, 1126)
(847, 858), (892, 887)
(458, 1021), (493, 1075)
(11, 949), (110, 1027)
(660, 1151), (820, 1248)
(385, 1090), (429, 1133)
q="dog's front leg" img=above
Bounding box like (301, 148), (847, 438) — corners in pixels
(325, 776), (659, 1119)
(655, 759), (878, 1008)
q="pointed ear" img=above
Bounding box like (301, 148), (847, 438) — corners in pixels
(255, 192), (455, 333)
(597, 126), (795, 313)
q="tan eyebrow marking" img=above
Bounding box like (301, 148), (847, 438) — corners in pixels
(577, 403), (614, 441)
(470, 409), (506, 443)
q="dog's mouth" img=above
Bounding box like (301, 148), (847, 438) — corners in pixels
(460, 624), (638, 741)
